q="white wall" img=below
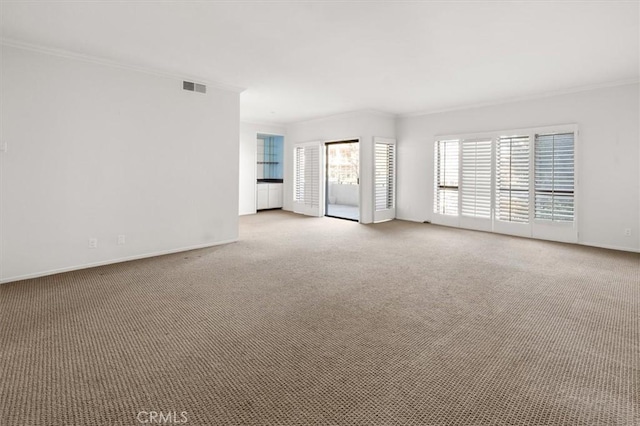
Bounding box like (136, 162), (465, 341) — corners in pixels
(328, 183), (359, 206)
(1, 45), (241, 283)
(397, 83), (640, 252)
(239, 122), (286, 215)
(284, 111), (396, 223)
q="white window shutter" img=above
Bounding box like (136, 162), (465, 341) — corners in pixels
(496, 136), (530, 223)
(534, 133), (575, 222)
(293, 142), (323, 217)
(461, 140), (492, 219)
(432, 125), (576, 242)
(434, 140), (459, 216)
(374, 138), (396, 223)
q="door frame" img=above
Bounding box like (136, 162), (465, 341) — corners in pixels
(255, 132), (285, 214)
(324, 139), (360, 222)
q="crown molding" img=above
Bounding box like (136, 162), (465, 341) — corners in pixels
(0, 37), (246, 93)
(287, 109), (397, 126)
(400, 78), (640, 119)
(241, 120), (287, 130)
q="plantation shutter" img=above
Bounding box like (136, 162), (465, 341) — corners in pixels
(496, 136), (530, 223)
(461, 140), (492, 219)
(434, 140), (459, 215)
(374, 138), (396, 223)
(293, 142), (323, 217)
(294, 146), (305, 203)
(534, 133), (575, 222)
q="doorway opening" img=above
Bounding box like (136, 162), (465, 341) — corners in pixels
(325, 140), (359, 221)
(256, 134), (284, 211)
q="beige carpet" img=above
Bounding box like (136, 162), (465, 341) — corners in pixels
(1, 210), (638, 425)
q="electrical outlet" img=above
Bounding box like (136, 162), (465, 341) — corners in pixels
(117, 235), (126, 245)
(624, 228), (632, 237)
(88, 238), (98, 249)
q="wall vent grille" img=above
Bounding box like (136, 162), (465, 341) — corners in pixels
(183, 81), (206, 94)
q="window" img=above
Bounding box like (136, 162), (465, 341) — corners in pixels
(534, 133), (575, 222)
(496, 135), (530, 223)
(431, 125), (577, 243)
(434, 140), (459, 215)
(461, 140), (492, 219)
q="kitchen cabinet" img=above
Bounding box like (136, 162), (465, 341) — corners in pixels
(257, 184), (269, 210)
(268, 184), (282, 209)
(257, 183), (282, 210)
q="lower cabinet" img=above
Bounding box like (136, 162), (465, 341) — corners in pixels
(257, 183), (282, 210)
(268, 185), (282, 209)
(257, 184), (269, 210)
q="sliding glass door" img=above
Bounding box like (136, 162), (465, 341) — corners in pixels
(325, 141), (359, 221)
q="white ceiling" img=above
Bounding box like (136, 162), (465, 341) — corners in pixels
(1, 1), (638, 124)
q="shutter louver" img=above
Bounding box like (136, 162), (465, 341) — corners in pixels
(375, 143), (395, 211)
(294, 145), (320, 208)
(434, 140), (459, 215)
(535, 133), (574, 222)
(294, 146), (305, 203)
(496, 136), (530, 223)
(304, 145), (320, 208)
(461, 140), (492, 219)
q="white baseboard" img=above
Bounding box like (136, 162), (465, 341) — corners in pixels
(395, 215), (428, 224)
(578, 241), (640, 253)
(410, 221), (640, 253)
(0, 239), (238, 285)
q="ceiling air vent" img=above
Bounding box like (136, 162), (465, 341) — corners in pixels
(183, 81), (206, 94)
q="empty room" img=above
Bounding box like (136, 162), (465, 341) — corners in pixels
(1, 1), (638, 425)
